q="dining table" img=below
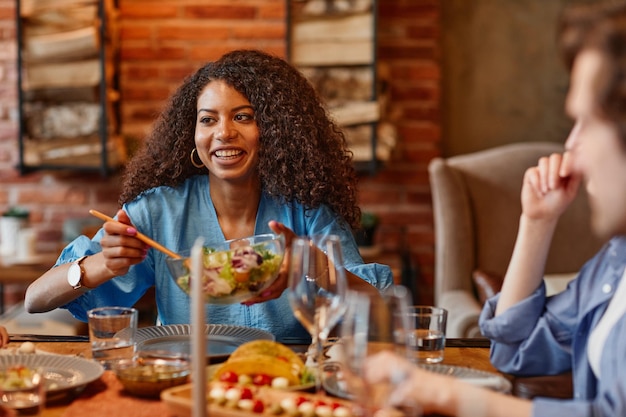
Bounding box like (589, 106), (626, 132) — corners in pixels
(1, 337), (527, 417)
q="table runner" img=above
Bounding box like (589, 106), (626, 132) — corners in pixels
(62, 371), (171, 417)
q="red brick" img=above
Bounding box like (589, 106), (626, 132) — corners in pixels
(378, 44), (438, 61)
(119, 3), (178, 19)
(406, 24), (440, 40)
(397, 123), (440, 143)
(119, 25), (152, 41)
(0, 6), (14, 20)
(120, 45), (187, 61)
(183, 5), (257, 20)
(156, 24), (230, 41)
(121, 64), (160, 80)
(390, 63), (440, 81)
(232, 24), (285, 40)
(122, 85), (171, 101)
(259, 3), (286, 20)
(190, 44), (285, 62)
(358, 188), (403, 205)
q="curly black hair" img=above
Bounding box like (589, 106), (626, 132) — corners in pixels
(120, 49), (361, 229)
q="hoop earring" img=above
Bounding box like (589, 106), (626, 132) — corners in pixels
(190, 148), (205, 168)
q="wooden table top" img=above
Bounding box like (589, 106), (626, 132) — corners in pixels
(3, 339), (500, 417)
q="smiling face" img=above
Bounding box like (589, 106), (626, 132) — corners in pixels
(194, 80), (260, 185)
(565, 49), (626, 239)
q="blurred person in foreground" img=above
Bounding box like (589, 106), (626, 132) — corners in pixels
(23, 50), (392, 343)
(365, 2), (626, 416)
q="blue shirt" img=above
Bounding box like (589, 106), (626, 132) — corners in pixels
(58, 175), (393, 342)
(479, 237), (626, 417)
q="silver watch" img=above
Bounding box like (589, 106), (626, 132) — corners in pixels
(67, 256), (88, 290)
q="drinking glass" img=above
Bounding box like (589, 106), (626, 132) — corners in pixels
(0, 366), (44, 415)
(88, 306), (138, 370)
(339, 286), (420, 417)
(407, 306), (448, 364)
(287, 234), (348, 392)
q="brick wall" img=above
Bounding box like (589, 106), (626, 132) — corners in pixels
(0, 0), (440, 303)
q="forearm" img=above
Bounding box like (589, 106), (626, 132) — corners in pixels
(412, 371), (531, 417)
(452, 380), (532, 417)
(24, 253), (115, 313)
(495, 214), (558, 315)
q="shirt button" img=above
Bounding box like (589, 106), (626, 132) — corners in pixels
(602, 284), (612, 294)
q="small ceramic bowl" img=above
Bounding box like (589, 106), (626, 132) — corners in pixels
(166, 233), (285, 304)
(114, 354), (190, 398)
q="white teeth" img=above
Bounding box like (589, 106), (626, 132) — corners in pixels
(214, 149), (242, 158)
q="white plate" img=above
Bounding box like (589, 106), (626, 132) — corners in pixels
(323, 362), (512, 399)
(0, 353), (104, 398)
(135, 324), (274, 361)
(420, 364), (512, 392)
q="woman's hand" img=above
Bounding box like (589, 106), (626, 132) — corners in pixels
(99, 209), (147, 277)
(242, 221), (296, 305)
(521, 152), (582, 222)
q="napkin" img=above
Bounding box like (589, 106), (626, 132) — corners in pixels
(62, 371), (171, 417)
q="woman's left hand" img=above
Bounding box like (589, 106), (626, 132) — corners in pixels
(241, 221), (296, 305)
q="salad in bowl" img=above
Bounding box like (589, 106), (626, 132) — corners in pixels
(166, 233), (285, 304)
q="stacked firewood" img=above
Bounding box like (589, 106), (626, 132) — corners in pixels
(290, 0), (397, 164)
(19, 0), (124, 168)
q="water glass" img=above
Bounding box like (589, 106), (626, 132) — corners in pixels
(339, 286), (419, 417)
(88, 306), (138, 370)
(407, 306), (447, 364)
(0, 367), (44, 415)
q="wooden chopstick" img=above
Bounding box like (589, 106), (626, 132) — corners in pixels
(89, 209), (182, 259)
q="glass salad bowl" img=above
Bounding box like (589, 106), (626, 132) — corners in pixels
(166, 233), (286, 304)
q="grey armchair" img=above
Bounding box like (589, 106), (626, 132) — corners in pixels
(428, 142), (604, 338)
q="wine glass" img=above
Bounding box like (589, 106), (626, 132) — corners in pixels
(339, 286), (420, 417)
(287, 234), (348, 392)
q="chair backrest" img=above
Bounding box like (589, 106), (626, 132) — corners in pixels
(428, 141), (605, 305)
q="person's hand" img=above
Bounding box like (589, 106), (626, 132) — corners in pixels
(242, 221), (296, 305)
(0, 326), (9, 348)
(521, 152), (582, 222)
(363, 351), (450, 415)
(99, 209), (148, 277)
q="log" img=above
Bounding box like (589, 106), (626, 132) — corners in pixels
(23, 102), (101, 139)
(291, 40), (373, 66)
(23, 135), (125, 167)
(21, 0), (98, 18)
(300, 66), (374, 104)
(23, 59), (101, 90)
(301, 0), (372, 16)
(330, 101), (380, 126)
(292, 13), (373, 42)
(24, 26), (99, 62)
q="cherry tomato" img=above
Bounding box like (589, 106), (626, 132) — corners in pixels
(252, 374), (272, 386)
(331, 402), (343, 410)
(252, 399), (264, 413)
(294, 396), (309, 406)
(314, 399), (327, 407)
(219, 371), (239, 383)
(240, 387), (253, 400)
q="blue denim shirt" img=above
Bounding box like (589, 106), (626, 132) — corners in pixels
(480, 237), (626, 416)
(58, 175), (393, 342)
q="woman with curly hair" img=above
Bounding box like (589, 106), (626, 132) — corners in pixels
(24, 50), (393, 342)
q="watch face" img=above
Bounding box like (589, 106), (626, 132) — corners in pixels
(67, 263), (81, 287)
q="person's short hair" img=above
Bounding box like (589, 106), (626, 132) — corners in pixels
(559, 1), (626, 146)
